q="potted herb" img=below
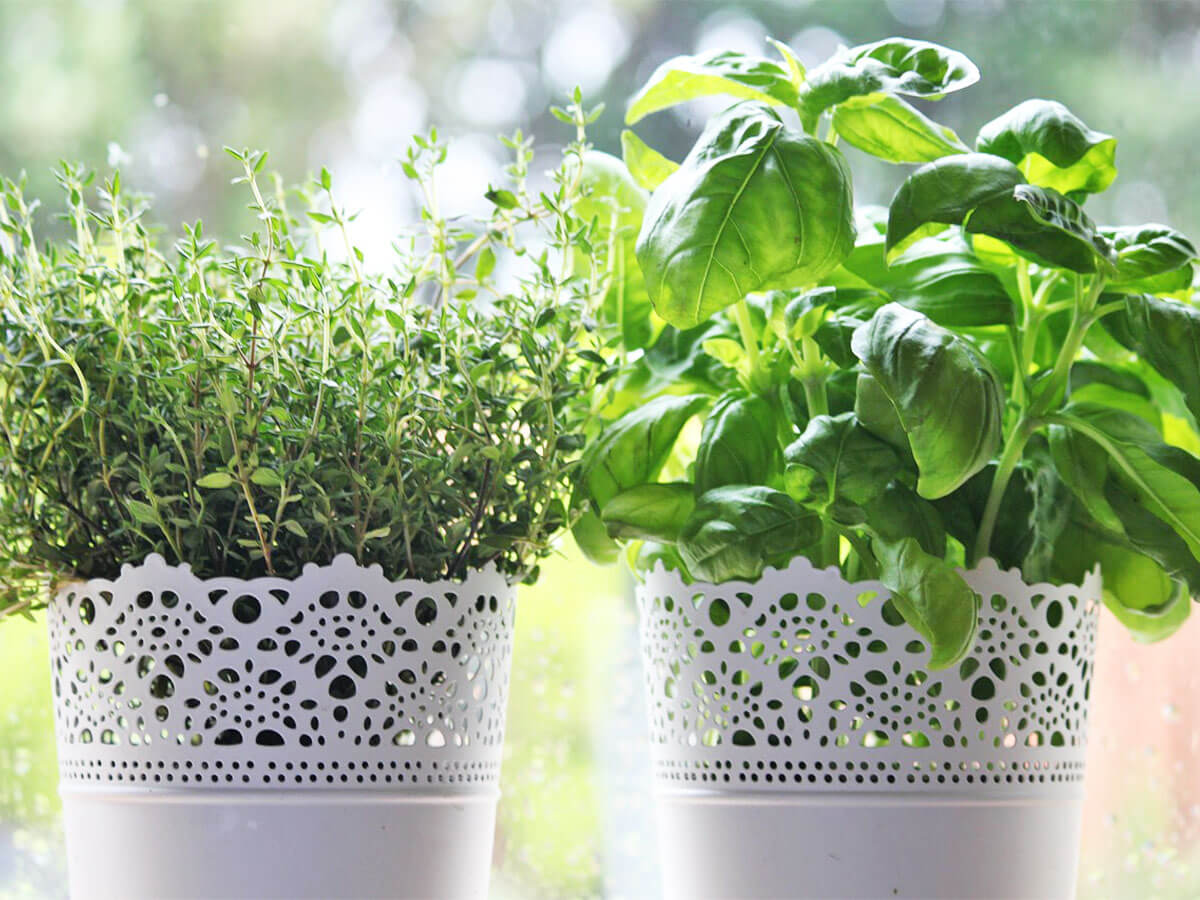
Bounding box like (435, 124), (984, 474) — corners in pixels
(0, 100), (607, 900)
(577, 38), (1197, 899)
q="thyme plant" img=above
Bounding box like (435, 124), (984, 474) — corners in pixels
(0, 96), (612, 619)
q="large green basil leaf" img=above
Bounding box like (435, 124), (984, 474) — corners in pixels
(1053, 502), (1191, 643)
(832, 95), (968, 164)
(783, 412), (899, 524)
(851, 303), (1003, 498)
(636, 103), (855, 330)
(579, 394), (708, 511)
(1103, 224), (1197, 291)
(576, 151), (657, 350)
(975, 99), (1117, 195)
(678, 486), (822, 582)
(797, 38), (979, 133)
(886, 153), (1025, 260)
(878, 235), (1015, 327)
(621, 130), (679, 191)
(853, 372), (913, 460)
(694, 392), (780, 493)
(625, 51), (798, 124)
(864, 482), (945, 558)
(874, 536), (979, 669)
(1052, 404), (1200, 564)
(964, 184), (1117, 275)
(600, 482), (696, 542)
(1100, 293), (1200, 424)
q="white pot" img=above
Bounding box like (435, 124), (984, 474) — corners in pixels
(48, 554), (515, 900)
(637, 557), (1100, 900)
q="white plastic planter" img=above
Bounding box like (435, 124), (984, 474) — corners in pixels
(48, 553), (515, 900)
(637, 557), (1100, 900)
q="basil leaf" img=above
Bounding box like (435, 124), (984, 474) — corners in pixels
(576, 151), (657, 350)
(853, 372), (913, 461)
(964, 183), (1117, 275)
(1052, 404), (1200, 565)
(636, 103), (855, 330)
(1048, 421), (1126, 534)
(783, 412), (899, 524)
(678, 486), (822, 583)
(620, 130), (679, 191)
(571, 506), (620, 565)
(975, 99), (1117, 195)
(832, 95), (968, 164)
(874, 536), (979, 670)
(634, 540), (691, 580)
(1069, 359), (1152, 398)
(1102, 565), (1190, 643)
(601, 482), (696, 542)
(694, 392), (780, 494)
(797, 38), (979, 133)
(865, 483), (946, 558)
(1100, 293), (1200, 424)
(879, 235), (1015, 327)
(886, 153), (1025, 261)
(625, 51), (798, 125)
(766, 37), (806, 89)
(1067, 382), (1161, 431)
(578, 393), (708, 510)
(1103, 224), (1197, 287)
(851, 303), (1003, 499)
(1053, 501), (1191, 643)
(1104, 483), (1200, 597)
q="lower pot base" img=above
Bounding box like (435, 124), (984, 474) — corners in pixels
(654, 788), (1084, 900)
(61, 787), (498, 900)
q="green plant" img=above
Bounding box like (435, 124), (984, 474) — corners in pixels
(574, 37), (1198, 667)
(0, 95), (613, 620)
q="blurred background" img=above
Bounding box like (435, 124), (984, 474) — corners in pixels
(3, 0), (1200, 897)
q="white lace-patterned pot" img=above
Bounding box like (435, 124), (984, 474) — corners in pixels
(637, 556), (1101, 900)
(48, 553), (515, 900)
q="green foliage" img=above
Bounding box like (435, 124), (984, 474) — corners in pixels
(635, 102), (855, 329)
(677, 485), (820, 583)
(885, 153), (1026, 259)
(620, 130), (678, 192)
(851, 303), (1003, 499)
(783, 412), (898, 524)
(0, 112), (611, 618)
(873, 536), (979, 669)
(796, 38), (979, 134)
(975, 99), (1117, 195)
(624, 50), (798, 125)
(694, 393), (778, 494)
(832, 95), (968, 164)
(577, 35), (1200, 667)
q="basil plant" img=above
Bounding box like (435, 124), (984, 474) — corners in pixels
(573, 37), (1199, 668)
